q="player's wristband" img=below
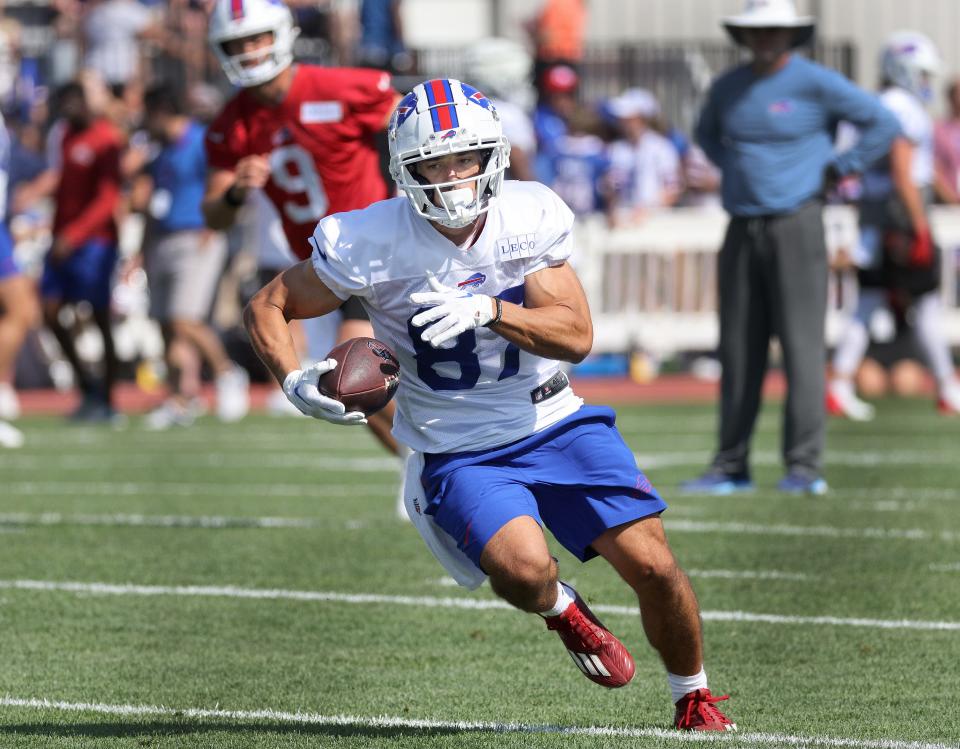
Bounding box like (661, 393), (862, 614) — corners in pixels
(484, 297), (503, 328)
(223, 184), (245, 208)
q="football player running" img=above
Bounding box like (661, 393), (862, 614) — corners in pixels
(244, 78), (736, 731)
(828, 32), (960, 418)
(202, 0), (403, 457)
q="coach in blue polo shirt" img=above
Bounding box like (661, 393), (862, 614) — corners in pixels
(684, 0), (898, 496)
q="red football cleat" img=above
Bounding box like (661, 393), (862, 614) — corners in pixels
(674, 688), (737, 731)
(544, 590), (635, 688)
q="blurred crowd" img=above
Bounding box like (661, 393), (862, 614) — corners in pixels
(0, 0), (958, 449)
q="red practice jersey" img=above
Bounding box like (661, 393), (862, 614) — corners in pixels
(53, 118), (122, 248)
(206, 65), (398, 259)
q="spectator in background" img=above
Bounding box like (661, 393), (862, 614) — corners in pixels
(132, 82), (249, 429)
(548, 105), (611, 217)
(678, 143), (723, 209)
(355, 0), (411, 75)
(828, 32), (960, 419)
(0, 110), (39, 447)
(533, 64), (578, 186)
(933, 77), (960, 205)
(81, 0), (161, 99)
(464, 37), (538, 182)
(605, 88), (682, 225)
(40, 81), (123, 422)
(684, 0), (898, 496)
(525, 0), (586, 91)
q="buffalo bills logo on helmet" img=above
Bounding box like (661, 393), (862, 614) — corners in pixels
(393, 92), (418, 127)
(457, 272), (486, 290)
(461, 83), (493, 111)
(440, 129), (458, 141)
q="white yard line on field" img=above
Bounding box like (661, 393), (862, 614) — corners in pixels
(0, 696), (953, 749)
(664, 519), (958, 543)
(2, 482), (394, 497)
(634, 450), (960, 469)
(0, 580), (956, 631)
(1, 510), (944, 545)
(0, 512), (324, 529)
(2, 454), (401, 470)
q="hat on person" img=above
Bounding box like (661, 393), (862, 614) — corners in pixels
(607, 88), (660, 119)
(721, 0), (815, 49)
(542, 65), (579, 94)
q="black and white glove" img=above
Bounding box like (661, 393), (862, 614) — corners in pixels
(409, 273), (494, 347)
(282, 360), (367, 425)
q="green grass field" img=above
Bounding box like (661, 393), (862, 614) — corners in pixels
(0, 398), (958, 748)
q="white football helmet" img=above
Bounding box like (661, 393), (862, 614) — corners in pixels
(463, 38), (533, 106)
(208, 0), (300, 87)
(881, 31), (940, 103)
(388, 78), (511, 229)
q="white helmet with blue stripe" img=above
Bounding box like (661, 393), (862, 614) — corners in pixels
(388, 78), (511, 229)
(208, 0), (300, 87)
(881, 30), (940, 103)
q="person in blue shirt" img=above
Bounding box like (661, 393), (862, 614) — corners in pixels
(133, 82), (249, 429)
(683, 0), (899, 496)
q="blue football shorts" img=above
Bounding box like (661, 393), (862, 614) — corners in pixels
(0, 223), (19, 281)
(40, 238), (118, 309)
(420, 405), (668, 571)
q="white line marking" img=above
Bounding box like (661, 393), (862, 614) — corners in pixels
(3, 455), (401, 471)
(684, 569), (811, 581)
(2, 580), (957, 631)
(0, 513), (324, 529)
(0, 696), (952, 749)
(929, 563), (960, 573)
(634, 450), (960, 469)
(2, 482), (394, 498)
(665, 520), (959, 543)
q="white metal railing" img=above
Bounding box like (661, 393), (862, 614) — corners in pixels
(576, 205), (960, 356)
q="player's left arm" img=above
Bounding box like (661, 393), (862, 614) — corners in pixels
(495, 261), (593, 363)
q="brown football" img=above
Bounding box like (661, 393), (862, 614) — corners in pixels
(318, 337), (401, 416)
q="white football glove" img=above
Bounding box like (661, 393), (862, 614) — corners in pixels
(282, 360), (368, 425)
(409, 273), (494, 347)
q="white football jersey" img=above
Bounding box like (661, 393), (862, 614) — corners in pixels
(309, 180), (584, 453)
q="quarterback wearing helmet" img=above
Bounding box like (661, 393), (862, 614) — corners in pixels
(202, 0), (402, 456)
(244, 78), (735, 731)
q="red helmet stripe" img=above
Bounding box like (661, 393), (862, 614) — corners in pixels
(428, 79), (455, 131)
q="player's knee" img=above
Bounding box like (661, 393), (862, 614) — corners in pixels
(623, 549), (681, 593)
(487, 550), (554, 611)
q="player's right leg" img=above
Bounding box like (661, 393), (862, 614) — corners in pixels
(592, 516), (735, 730)
(0, 271), (39, 426)
(428, 461), (634, 688)
(912, 291), (960, 415)
(828, 287), (885, 421)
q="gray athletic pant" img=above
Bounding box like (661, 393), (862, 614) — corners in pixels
(711, 200), (828, 478)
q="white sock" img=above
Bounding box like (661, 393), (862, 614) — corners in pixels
(667, 668), (708, 703)
(539, 581), (575, 618)
(830, 379), (855, 398)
